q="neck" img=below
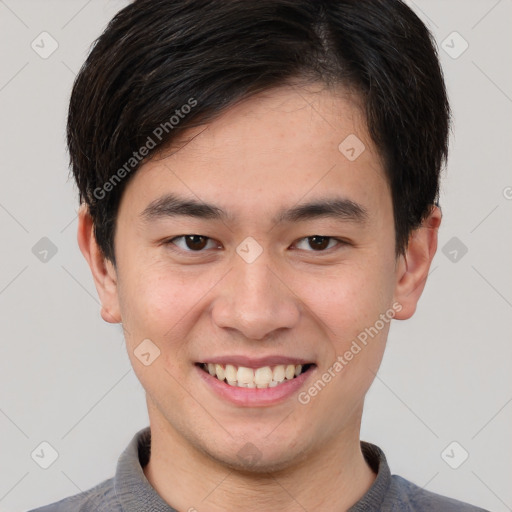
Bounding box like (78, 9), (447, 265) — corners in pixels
(143, 407), (376, 512)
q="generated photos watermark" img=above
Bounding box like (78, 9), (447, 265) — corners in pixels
(93, 97), (198, 201)
(298, 301), (403, 405)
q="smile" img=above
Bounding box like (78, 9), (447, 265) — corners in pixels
(198, 362), (314, 389)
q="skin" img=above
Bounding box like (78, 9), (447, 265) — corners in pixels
(78, 83), (441, 512)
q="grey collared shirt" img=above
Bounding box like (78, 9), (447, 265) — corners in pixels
(28, 427), (489, 511)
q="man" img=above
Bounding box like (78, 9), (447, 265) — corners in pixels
(30, 0), (489, 510)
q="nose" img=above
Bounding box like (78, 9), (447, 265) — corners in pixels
(211, 251), (300, 341)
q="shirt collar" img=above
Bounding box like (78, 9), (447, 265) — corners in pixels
(348, 441), (392, 511)
(114, 426), (176, 511)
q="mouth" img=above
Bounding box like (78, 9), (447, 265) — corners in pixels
(197, 362), (315, 389)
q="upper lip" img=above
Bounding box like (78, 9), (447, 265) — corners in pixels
(198, 355), (314, 368)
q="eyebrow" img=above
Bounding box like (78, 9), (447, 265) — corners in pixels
(140, 193), (368, 225)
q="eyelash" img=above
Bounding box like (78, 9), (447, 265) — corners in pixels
(163, 235), (348, 255)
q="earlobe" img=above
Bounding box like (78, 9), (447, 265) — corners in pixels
(77, 204), (122, 324)
(393, 205), (442, 320)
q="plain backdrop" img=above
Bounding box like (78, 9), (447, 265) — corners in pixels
(0, 1), (511, 511)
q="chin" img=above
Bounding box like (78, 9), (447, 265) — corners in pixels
(220, 453), (299, 475)
(201, 438), (309, 475)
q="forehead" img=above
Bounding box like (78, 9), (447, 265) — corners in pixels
(159, 84), (372, 164)
(121, 83), (390, 224)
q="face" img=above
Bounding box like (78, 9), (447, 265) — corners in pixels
(96, 83), (409, 471)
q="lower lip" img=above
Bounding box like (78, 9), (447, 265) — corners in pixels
(195, 364), (316, 407)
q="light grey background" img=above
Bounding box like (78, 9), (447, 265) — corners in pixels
(0, 1), (511, 511)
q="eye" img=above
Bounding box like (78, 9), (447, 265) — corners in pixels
(164, 234), (346, 255)
(166, 235), (220, 252)
(294, 236), (344, 252)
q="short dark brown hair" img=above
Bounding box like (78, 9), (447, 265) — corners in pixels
(67, 0), (451, 265)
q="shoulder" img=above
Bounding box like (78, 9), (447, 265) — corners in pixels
(390, 475), (490, 511)
(26, 477), (121, 512)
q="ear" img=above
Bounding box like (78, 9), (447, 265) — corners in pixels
(77, 204), (121, 324)
(393, 205), (442, 320)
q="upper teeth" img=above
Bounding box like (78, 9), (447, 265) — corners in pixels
(204, 363), (304, 388)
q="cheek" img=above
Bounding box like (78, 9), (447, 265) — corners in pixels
(118, 268), (201, 393)
(303, 259), (394, 340)
(301, 264), (394, 409)
(117, 263), (196, 347)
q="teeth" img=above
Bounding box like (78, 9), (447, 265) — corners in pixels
(237, 366), (254, 384)
(215, 364), (225, 381)
(285, 364), (295, 380)
(225, 364), (237, 382)
(273, 365), (285, 383)
(202, 363), (308, 389)
(254, 367), (273, 388)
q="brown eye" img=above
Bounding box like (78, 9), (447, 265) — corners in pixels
(167, 235), (217, 252)
(295, 236), (340, 252)
(183, 235), (208, 250)
(307, 236), (330, 250)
